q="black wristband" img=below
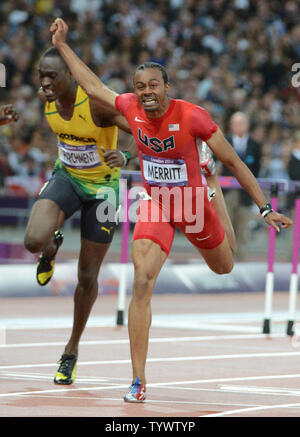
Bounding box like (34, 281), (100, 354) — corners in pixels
(260, 202), (273, 217)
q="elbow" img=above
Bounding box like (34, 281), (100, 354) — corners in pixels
(222, 159), (236, 174)
(223, 156), (246, 176)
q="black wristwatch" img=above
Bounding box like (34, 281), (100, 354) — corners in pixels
(260, 202), (273, 218)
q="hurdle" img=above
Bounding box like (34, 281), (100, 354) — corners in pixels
(262, 183), (279, 335)
(116, 178), (130, 326)
(286, 184), (300, 336)
(116, 172), (298, 331)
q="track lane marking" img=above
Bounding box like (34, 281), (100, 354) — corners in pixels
(13, 393), (264, 408)
(1, 373), (300, 399)
(219, 385), (300, 397)
(0, 333), (285, 349)
(202, 402), (300, 417)
(0, 350), (300, 370)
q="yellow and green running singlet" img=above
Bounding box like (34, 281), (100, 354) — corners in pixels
(45, 86), (120, 202)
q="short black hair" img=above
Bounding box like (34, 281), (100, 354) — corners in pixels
(134, 62), (169, 84)
(40, 46), (68, 70)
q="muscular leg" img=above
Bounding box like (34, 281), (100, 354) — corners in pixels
(205, 171), (236, 254)
(192, 171), (236, 275)
(63, 238), (111, 357)
(198, 236), (234, 275)
(24, 199), (65, 257)
(128, 239), (168, 385)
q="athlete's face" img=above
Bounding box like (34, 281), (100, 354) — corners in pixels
(38, 56), (72, 102)
(133, 68), (170, 117)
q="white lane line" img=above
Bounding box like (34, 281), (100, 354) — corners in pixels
(0, 384), (130, 398)
(0, 373), (114, 384)
(2, 372), (300, 399)
(0, 333), (285, 349)
(219, 385), (300, 397)
(1, 373), (300, 399)
(202, 402), (300, 417)
(16, 393), (263, 408)
(0, 312), (291, 330)
(0, 372), (282, 397)
(1, 350), (300, 370)
(152, 321), (262, 333)
(23, 374), (300, 388)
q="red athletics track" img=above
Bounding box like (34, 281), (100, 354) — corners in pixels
(1, 292), (300, 417)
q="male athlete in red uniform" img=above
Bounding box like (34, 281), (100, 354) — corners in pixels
(115, 91), (225, 254)
(50, 18), (293, 403)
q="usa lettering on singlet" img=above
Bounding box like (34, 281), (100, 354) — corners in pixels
(115, 93), (218, 191)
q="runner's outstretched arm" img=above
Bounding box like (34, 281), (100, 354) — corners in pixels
(206, 128), (293, 232)
(50, 18), (118, 112)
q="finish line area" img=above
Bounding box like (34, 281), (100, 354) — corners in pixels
(0, 175), (299, 417)
(1, 293), (300, 418)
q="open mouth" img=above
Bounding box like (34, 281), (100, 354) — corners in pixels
(142, 97), (157, 109)
(43, 88), (56, 100)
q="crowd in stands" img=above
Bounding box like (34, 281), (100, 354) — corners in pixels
(0, 0), (299, 199)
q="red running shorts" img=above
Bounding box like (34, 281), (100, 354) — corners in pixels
(132, 187), (225, 255)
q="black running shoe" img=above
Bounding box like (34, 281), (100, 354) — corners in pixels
(54, 354), (77, 385)
(36, 230), (63, 286)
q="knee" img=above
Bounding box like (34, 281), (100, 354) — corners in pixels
(211, 260), (234, 275)
(77, 269), (98, 293)
(133, 270), (156, 304)
(24, 234), (44, 253)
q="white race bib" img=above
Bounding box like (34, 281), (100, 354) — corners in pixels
(58, 141), (102, 169)
(142, 154), (188, 187)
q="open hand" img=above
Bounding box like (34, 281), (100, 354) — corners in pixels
(264, 210), (293, 232)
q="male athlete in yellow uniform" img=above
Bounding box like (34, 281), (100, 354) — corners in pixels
(24, 47), (135, 384)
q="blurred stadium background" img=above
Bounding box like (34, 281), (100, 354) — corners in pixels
(0, 0), (299, 296)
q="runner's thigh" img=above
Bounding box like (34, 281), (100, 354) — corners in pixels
(81, 198), (117, 244)
(25, 198), (65, 244)
(39, 170), (82, 219)
(198, 235), (234, 275)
